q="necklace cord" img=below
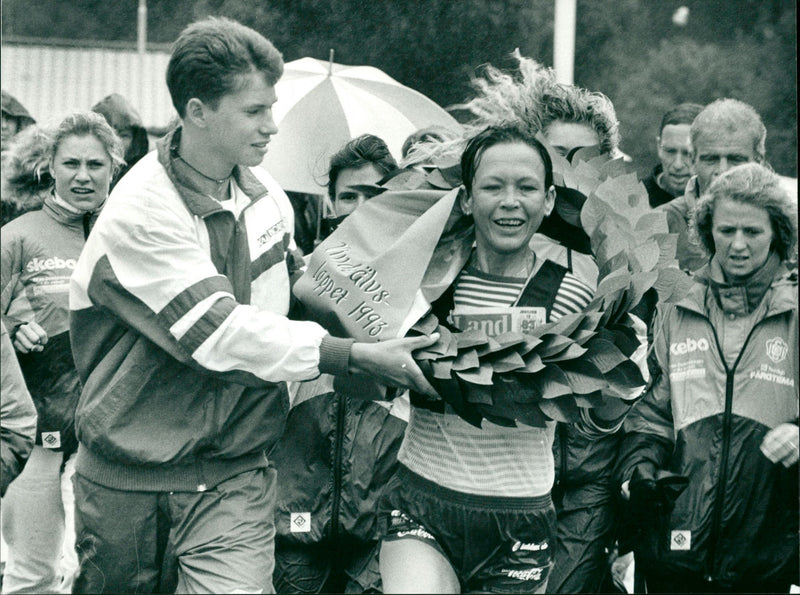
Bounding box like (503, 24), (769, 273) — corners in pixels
(175, 152), (231, 185)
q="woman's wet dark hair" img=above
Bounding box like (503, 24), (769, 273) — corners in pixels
(461, 126), (553, 195)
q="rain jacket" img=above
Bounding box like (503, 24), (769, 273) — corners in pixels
(548, 424), (621, 593)
(1, 319), (37, 496)
(91, 93), (150, 187)
(658, 176), (707, 273)
(1, 194), (97, 456)
(617, 256), (799, 587)
(270, 376), (407, 589)
(69, 127), (354, 493)
(534, 238), (618, 593)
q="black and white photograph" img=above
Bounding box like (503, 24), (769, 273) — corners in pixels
(0, 1), (797, 593)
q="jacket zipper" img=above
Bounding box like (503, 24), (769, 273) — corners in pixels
(82, 211), (92, 239)
(329, 392), (347, 541)
(704, 319), (761, 582)
(559, 423), (568, 488)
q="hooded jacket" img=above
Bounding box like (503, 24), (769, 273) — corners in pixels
(1, 125), (52, 226)
(1, 90), (35, 129)
(1, 194), (98, 455)
(617, 256), (798, 587)
(91, 93), (150, 187)
(69, 127), (354, 493)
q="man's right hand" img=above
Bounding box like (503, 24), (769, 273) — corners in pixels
(349, 333), (440, 399)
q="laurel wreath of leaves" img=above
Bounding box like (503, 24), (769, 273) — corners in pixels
(408, 149), (695, 428)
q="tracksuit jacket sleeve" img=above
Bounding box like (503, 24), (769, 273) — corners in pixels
(616, 306), (675, 484)
(69, 172), (351, 387)
(574, 313), (651, 439)
(0, 320), (36, 496)
(0, 227), (25, 333)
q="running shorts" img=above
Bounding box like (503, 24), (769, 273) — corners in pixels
(379, 465), (556, 593)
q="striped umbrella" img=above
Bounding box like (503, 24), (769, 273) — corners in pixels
(261, 53), (460, 195)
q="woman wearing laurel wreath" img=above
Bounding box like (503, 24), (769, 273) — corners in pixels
(291, 53), (665, 593)
(382, 54), (646, 593)
(616, 163), (798, 593)
(373, 125), (649, 594)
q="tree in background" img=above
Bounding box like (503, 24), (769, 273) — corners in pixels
(2, 0), (795, 176)
(575, 0), (797, 177)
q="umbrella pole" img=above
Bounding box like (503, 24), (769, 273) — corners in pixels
(328, 48), (334, 75)
(316, 195), (323, 247)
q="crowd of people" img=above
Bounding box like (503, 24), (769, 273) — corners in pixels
(0, 14), (797, 595)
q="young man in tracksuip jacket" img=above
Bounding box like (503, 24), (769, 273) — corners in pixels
(68, 16), (438, 594)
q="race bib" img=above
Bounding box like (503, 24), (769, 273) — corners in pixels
(451, 306), (547, 337)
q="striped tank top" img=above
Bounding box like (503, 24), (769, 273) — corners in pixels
(398, 257), (593, 497)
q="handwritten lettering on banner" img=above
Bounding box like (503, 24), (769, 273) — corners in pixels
(310, 241), (394, 338)
(295, 186), (466, 343)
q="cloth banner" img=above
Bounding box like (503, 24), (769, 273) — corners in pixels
(293, 185), (473, 342)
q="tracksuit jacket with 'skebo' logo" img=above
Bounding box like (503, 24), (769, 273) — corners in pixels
(618, 263), (798, 587)
(1, 194), (96, 456)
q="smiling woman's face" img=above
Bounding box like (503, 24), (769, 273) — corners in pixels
(51, 134), (113, 211)
(463, 141), (555, 264)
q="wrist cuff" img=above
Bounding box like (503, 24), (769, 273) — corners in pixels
(318, 335), (355, 376)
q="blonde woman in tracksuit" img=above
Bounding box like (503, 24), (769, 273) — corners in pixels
(1, 111), (123, 594)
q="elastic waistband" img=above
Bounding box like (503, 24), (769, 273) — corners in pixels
(398, 464), (552, 511)
(75, 444), (268, 492)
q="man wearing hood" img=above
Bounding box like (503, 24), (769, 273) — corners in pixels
(91, 93), (150, 187)
(1, 90), (36, 154)
(1, 125), (52, 226)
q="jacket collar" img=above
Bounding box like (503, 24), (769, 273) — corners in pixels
(156, 126), (270, 218)
(43, 192), (101, 226)
(676, 253), (796, 318)
(681, 175), (700, 209)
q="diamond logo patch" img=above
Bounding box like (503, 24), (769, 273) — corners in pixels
(290, 512), (311, 533)
(670, 530), (691, 550)
(41, 431), (61, 449)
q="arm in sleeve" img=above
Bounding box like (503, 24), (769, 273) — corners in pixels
(1, 228), (25, 332)
(71, 198), (352, 385)
(577, 312), (651, 438)
(614, 306), (676, 485)
(0, 320), (36, 496)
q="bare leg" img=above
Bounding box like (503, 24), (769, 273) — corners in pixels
(380, 538), (460, 594)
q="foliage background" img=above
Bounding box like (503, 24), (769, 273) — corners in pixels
(2, 0), (796, 177)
